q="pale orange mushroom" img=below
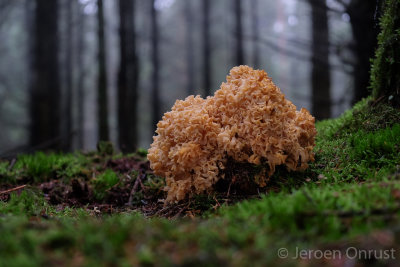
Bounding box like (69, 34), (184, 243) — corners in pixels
(148, 65), (316, 203)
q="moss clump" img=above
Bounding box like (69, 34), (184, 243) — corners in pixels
(370, 0), (400, 107)
(0, 189), (48, 216)
(92, 169), (120, 200)
(317, 98), (400, 140)
(350, 123), (400, 166)
(96, 141), (114, 156)
(11, 152), (87, 183)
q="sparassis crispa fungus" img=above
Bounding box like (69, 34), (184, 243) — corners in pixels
(148, 65), (316, 202)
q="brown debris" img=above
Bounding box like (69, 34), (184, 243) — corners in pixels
(106, 157), (150, 174)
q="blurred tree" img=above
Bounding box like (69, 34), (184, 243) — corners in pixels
(97, 0), (109, 141)
(346, 0), (380, 104)
(250, 0), (260, 69)
(234, 0), (244, 66)
(29, 0), (61, 149)
(202, 0), (211, 96)
(308, 0), (331, 120)
(151, 0), (161, 132)
(325, 0), (379, 104)
(76, 1), (86, 149)
(185, 0), (195, 96)
(370, 0), (400, 107)
(0, 0), (13, 28)
(64, 0), (73, 151)
(118, 0), (138, 152)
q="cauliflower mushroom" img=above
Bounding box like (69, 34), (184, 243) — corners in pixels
(148, 65), (316, 203)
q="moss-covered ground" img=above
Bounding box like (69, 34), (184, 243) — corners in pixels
(1, 99), (400, 266)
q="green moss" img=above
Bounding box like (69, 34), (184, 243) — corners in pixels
(92, 169), (120, 200)
(370, 0), (400, 106)
(0, 161), (8, 174)
(0, 188), (48, 216)
(299, 101), (400, 188)
(136, 148), (148, 158)
(12, 152), (87, 183)
(316, 98), (400, 140)
(96, 141), (115, 156)
(350, 123), (400, 165)
(14, 152), (58, 182)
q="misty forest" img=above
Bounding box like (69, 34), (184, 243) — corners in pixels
(0, 0), (400, 266)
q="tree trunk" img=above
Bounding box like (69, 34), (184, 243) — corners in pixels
(234, 0), (244, 66)
(151, 0), (161, 132)
(64, 0), (73, 151)
(185, 0), (195, 96)
(250, 0), (260, 69)
(76, 1), (85, 149)
(202, 0), (211, 97)
(118, 0), (138, 152)
(97, 0), (109, 141)
(29, 0), (61, 150)
(308, 0), (331, 120)
(370, 0), (400, 107)
(347, 0), (379, 104)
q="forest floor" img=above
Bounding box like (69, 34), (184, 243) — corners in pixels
(1, 98), (400, 266)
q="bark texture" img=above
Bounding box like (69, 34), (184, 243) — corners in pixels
(118, 0), (138, 152)
(29, 0), (61, 149)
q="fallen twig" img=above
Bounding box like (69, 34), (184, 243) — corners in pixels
(154, 203), (186, 217)
(0, 185), (26, 195)
(8, 158), (16, 171)
(172, 204), (189, 219)
(127, 172), (146, 206)
(371, 95), (385, 107)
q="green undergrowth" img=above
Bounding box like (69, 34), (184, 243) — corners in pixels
(1, 100), (400, 266)
(0, 142), (149, 186)
(92, 169), (120, 200)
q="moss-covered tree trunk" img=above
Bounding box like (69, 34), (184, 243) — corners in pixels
(370, 0), (400, 107)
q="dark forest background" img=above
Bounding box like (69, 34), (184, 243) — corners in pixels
(0, 0), (380, 155)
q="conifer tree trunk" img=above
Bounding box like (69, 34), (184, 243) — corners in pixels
(185, 0), (195, 96)
(308, 0), (331, 120)
(64, 0), (73, 150)
(97, 0), (109, 141)
(118, 0), (138, 152)
(234, 0), (244, 66)
(202, 0), (211, 96)
(76, 2), (85, 149)
(251, 0), (260, 69)
(29, 0), (61, 149)
(347, 0), (379, 104)
(151, 0), (161, 131)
